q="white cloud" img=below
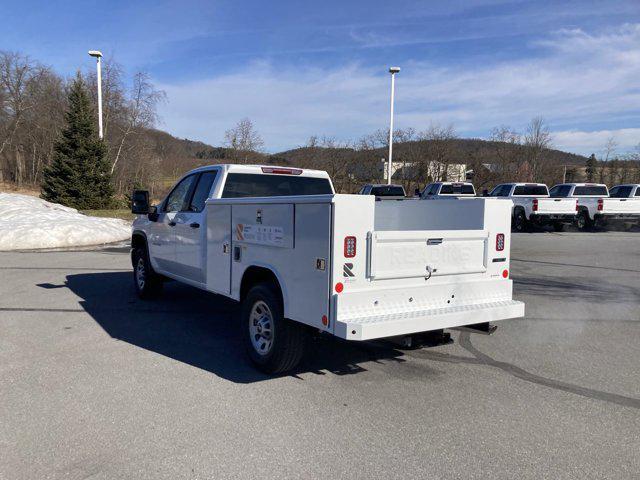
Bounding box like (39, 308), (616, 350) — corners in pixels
(553, 128), (640, 156)
(157, 23), (640, 154)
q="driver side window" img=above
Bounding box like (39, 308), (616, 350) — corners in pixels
(165, 175), (197, 212)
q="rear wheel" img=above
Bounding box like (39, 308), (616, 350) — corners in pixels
(132, 246), (163, 299)
(242, 283), (306, 374)
(576, 210), (593, 231)
(512, 210), (528, 232)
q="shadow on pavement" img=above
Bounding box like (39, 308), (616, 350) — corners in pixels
(63, 272), (407, 383)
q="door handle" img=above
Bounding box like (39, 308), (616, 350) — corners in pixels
(168, 221), (176, 227)
(190, 223), (200, 229)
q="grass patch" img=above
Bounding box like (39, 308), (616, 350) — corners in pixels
(81, 209), (135, 221)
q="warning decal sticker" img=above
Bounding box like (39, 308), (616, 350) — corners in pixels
(235, 224), (285, 247)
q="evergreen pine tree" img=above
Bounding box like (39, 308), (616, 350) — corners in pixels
(585, 153), (597, 182)
(42, 73), (113, 209)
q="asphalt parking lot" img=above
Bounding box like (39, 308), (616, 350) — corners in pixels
(1, 231), (639, 479)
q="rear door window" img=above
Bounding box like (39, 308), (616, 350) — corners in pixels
(222, 173), (333, 198)
(189, 171), (218, 212)
(573, 185), (608, 196)
(461, 184), (475, 195)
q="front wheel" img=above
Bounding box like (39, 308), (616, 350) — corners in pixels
(242, 283), (306, 374)
(132, 247), (163, 299)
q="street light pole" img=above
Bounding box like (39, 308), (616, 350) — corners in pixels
(387, 67), (400, 184)
(88, 51), (103, 139)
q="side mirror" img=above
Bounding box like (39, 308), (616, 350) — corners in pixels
(414, 188), (420, 197)
(131, 190), (150, 214)
(482, 189), (489, 197)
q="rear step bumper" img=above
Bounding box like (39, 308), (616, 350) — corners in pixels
(335, 300), (524, 341)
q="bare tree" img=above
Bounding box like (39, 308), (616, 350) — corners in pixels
(224, 118), (264, 156)
(523, 116), (552, 182)
(109, 72), (166, 175)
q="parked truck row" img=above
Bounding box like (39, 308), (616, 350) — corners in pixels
(358, 181), (640, 232)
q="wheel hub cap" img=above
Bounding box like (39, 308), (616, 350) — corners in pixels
(136, 258), (146, 290)
(249, 301), (273, 355)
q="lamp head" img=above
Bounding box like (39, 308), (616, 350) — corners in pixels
(389, 66), (401, 74)
(88, 50), (103, 58)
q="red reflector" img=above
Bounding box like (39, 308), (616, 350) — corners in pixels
(496, 233), (505, 251)
(261, 167), (302, 175)
(532, 198), (538, 212)
(335, 282), (344, 293)
(344, 236), (356, 258)
(322, 315), (328, 326)
(597, 198), (603, 211)
(576, 200), (579, 211)
(502, 269), (509, 278)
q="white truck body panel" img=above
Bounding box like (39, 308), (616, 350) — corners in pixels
(135, 165), (524, 346)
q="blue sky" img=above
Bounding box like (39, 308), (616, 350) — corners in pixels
(3, 0), (640, 155)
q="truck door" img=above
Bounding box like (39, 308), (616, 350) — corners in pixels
(173, 170), (219, 284)
(148, 173), (198, 272)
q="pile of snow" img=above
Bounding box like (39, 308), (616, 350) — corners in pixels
(0, 193), (131, 251)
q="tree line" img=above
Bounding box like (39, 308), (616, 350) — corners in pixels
(2, 49), (639, 206)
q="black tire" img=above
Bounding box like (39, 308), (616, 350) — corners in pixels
(242, 283), (305, 374)
(576, 210), (593, 231)
(512, 209), (528, 232)
(552, 222), (564, 232)
(132, 246), (163, 299)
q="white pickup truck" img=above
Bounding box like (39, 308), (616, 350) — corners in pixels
(549, 183), (640, 230)
(489, 183), (577, 232)
(130, 164), (524, 373)
(421, 182), (476, 199)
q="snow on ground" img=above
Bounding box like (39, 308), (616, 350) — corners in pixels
(0, 193), (131, 251)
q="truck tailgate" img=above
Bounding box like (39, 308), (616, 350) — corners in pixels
(368, 229), (487, 280)
(602, 198), (640, 214)
(535, 198), (575, 214)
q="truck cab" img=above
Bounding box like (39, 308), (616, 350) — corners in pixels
(489, 183), (577, 232)
(131, 164), (524, 373)
(550, 183), (640, 230)
(421, 182), (476, 199)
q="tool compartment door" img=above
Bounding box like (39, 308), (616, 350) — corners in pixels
(368, 230), (488, 280)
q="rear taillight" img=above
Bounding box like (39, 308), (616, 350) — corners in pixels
(496, 233), (505, 251)
(532, 199), (538, 212)
(576, 200), (579, 211)
(597, 198), (603, 211)
(344, 236), (356, 258)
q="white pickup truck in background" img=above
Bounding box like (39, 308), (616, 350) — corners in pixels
(130, 164), (524, 373)
(421, 182), (476, 199)
(489, 183), (577, 232)
(550, 183), (640, 230)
